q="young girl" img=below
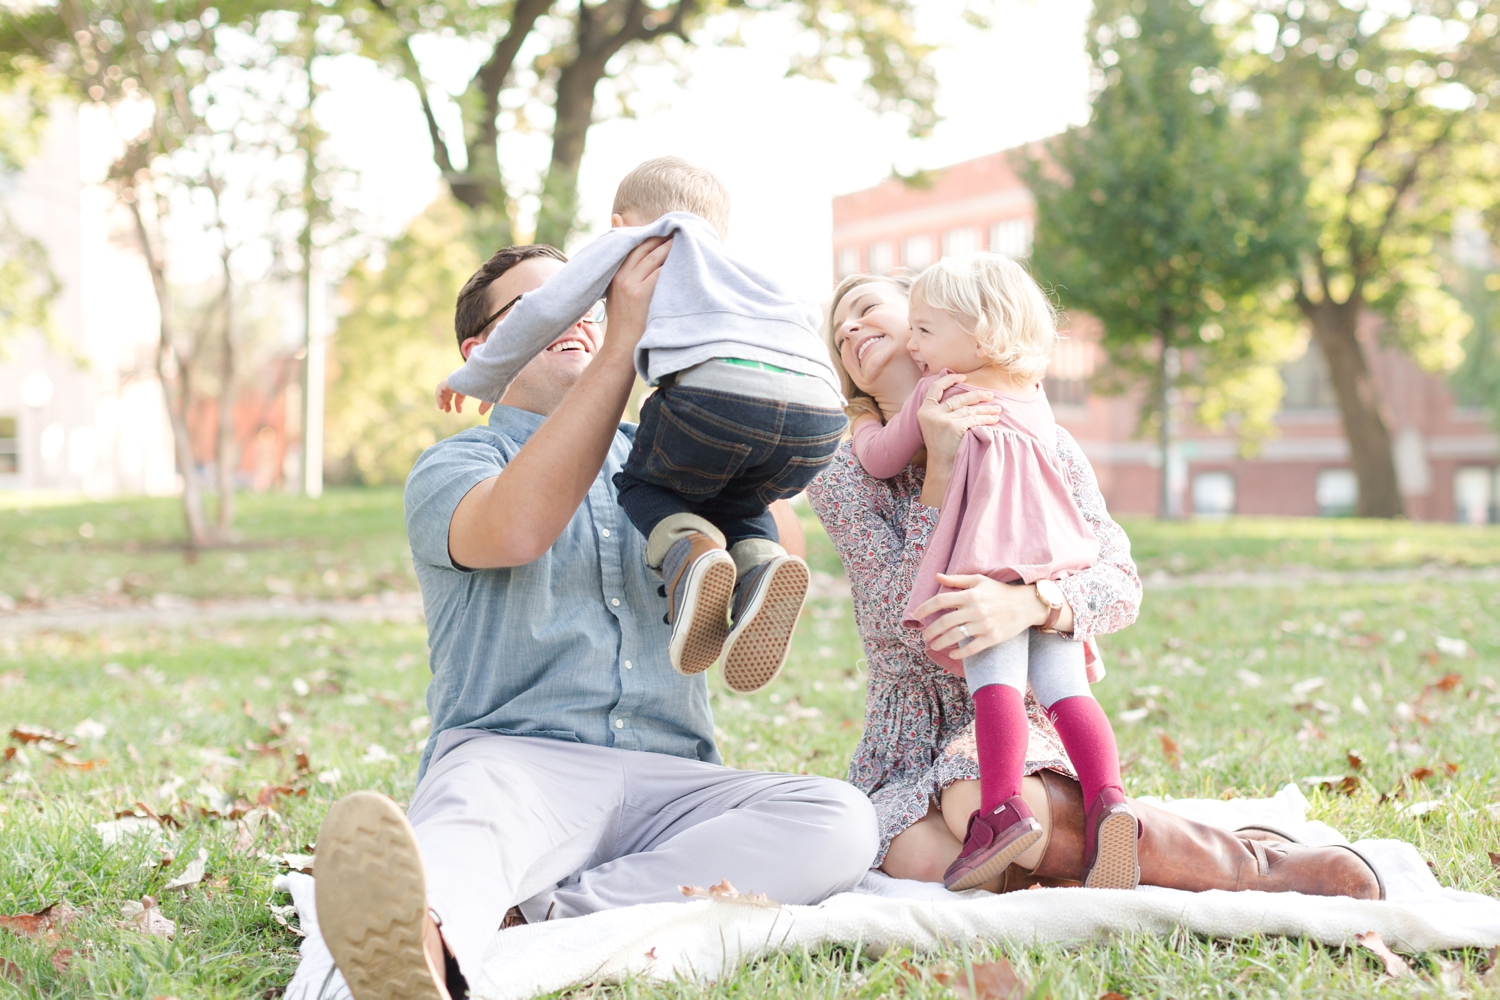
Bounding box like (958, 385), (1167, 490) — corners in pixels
(850, 253), (1138, 892)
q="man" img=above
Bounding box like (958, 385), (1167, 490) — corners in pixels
(311, 238), (877, 1000)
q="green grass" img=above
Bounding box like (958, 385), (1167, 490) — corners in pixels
(2, 496), (1500, 997)
(0, 490), (414, 606)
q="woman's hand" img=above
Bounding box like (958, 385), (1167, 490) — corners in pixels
(913, 573), (1072, 657)
(602, 236), (672, 358)
(915, 374), (1002, 506)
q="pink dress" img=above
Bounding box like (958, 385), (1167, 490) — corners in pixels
(851, 372), (1101, 675)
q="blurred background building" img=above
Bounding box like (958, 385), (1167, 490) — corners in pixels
(832, 149), (1500, 524)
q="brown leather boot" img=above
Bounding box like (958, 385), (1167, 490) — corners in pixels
(996, 769), (1383, 900)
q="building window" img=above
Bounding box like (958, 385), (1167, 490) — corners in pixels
(1191, 471), (1236, 518)
(903, 235), (933, 269)
(942, 226), (979, 258)
(835, 247), (859, 278)
(0, 417), (17, 474)
(1316, 469), (1358, 516)
(868, 242), (894, 274)
(1454, 466), (1497, 524)
(989, 218), (1033, 258)
(1281, 345), (1339, 410)
(1047, 377), (1087, 407)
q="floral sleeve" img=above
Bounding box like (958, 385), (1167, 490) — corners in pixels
(1053, 426), (1142, 644)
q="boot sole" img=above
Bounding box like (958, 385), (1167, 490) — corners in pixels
(945, 823), (1044, 892)
(1084, 810), (1140, 890)
(669, 551), (736, 676)
(721, 557), (809, 694)
(315, 792), (447, 1000)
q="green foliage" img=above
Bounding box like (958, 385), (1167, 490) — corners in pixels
(1028, 0), (1309, 447)
(1449, 265), (1500, 432)
(0, 59), (65, 351)
(325, 197), (489, 486)
(1225, 0), (1500, 361)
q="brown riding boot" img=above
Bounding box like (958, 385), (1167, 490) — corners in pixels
(996, 769), (1383, 900)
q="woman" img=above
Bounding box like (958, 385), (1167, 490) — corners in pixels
(806, 273), (1384, 898)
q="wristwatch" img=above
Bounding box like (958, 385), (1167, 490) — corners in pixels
(1034, 579), (1066, 634)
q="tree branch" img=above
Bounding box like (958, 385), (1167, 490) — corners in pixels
(1339, 106), (1393, 270)
(472, 0), (552, 159)
(1359, 115), (1457, 281)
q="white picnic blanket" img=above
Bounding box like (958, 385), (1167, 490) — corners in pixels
(277, 784), (1500, 1000)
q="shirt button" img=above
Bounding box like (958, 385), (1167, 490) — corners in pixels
(611, 598), (621, 607)
(614, 719), (625, 729)
(624, 660), (633, 670)
(601, 529), (611, 538)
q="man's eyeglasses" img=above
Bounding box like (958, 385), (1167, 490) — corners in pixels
(473, 295), (606, 340)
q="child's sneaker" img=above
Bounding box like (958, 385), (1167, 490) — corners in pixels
(1082, 786), (1140, 889)
(720, 553), (809, 693)
(660, 532), (736, 676)
(943, 795), (1044, 891)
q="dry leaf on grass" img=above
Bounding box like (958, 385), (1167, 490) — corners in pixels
(164, 849), (208, 891)
(49, 949), (72, 975)
(95, 816), (174, 852)
(0, 901), (78, 942)
(1099, 993), (1129, 1000)
(9, 725), (77, 749)
(1158, 732), (1181, 769)
(266, 903), (305, 937)
(0, 957), (22, 985)
(1347, 751), (1364, 770)
(1355, 931), (1410, 977)
(677, 879), (779, 907)
(1488, 852), (1500, 874)
(949, 957), (1026, 1000)
(121, 896), (175, 939)
(275, 853), (316, 874)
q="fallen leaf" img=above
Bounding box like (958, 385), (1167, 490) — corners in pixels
(644, 947), (657, 960)
(232, 823), (255, 854)
(255, 784), (307, 807)
(95, 816), (173, 849)
(1409, 767), (1435, 783)
(276, 853), (316, 874)
(678, 879), (779, 907)
(1434, 638), (1468, 659)
(1443, 762), (1460, 776)
(0, 902), (78, 942)
(51, 754), (105, 770)
(266, 902), (305, 938)
(164, 849), (208, 891)
(121, 896), (175, 939)
(49, 949), (71, 974)
(1355, 931), (1410, 977)
(1100, 994), (1129, 1000)
(1488, 851), (1500, 873)
(1347, 751), (1365, 770)
(294, 749), (310, 773)
(1481, 945), (1499, 984)
(0, 957), (21, 985)
(1337, 775), (1361, 796)
(950, 957), (1025, 1000)
(1158, 732), (1181, 768)
(9, 725), (78, 749)
(1434, 956), (1463, 990)
(2, 747), (13, 764)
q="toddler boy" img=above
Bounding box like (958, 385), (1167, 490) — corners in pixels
(436, 157), (846, 693)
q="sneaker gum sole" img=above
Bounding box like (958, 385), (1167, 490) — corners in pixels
(946, 824), (1044, 892)
(315, 792), (447, 1000)
(1084, 810), (1141, 890)
(670, 553), (736, 676)
(721, 558), (809, 694)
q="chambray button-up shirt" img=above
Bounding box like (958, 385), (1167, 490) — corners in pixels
(404, 405), (719, 781)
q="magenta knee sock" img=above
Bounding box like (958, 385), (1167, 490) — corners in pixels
(1046, 695), (1123, 808)
(971, 683), (1029, 815)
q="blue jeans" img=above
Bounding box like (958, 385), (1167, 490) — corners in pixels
(613, 382), (847, 546)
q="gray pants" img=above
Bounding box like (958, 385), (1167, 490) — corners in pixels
(407, 730), (879, 978)
(964, 627), (1090, 707)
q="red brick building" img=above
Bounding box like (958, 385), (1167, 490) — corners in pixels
(831, 150), (1500, 523)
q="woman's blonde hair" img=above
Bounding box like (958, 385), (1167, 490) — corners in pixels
(825, 272), (913, 422)
(910, 252), (1057, 381)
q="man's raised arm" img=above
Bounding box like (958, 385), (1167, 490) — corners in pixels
(447, 238), (670, 569)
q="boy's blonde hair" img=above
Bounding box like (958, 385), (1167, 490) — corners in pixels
(910, 252), (1058, 381)
(613, 157), (731, 238)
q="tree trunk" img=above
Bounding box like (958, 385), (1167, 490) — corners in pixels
(1303, 295), (1404, 518)
(1156, 336), (1182, 520)
(214, 248), (237, 539)
(535, 52), (608, 247)
(130, 200), (213, 548)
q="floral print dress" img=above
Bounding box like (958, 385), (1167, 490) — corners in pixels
(806, 426), (1143, 864)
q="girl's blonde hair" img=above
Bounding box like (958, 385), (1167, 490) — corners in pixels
(825, 271), (913, 422)
(910, 252), (1057, 381)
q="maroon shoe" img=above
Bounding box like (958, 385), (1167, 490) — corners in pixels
(1083, 786), (1140, 889)
(943, 795), (1044, 891)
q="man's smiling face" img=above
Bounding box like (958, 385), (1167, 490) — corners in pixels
(470, 256), (605, 416)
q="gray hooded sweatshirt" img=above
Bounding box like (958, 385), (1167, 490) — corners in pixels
(447, 212), (841, 402)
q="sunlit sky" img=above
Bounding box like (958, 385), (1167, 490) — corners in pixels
(312, 0), (1094, 302)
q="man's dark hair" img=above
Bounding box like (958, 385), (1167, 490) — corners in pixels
(453, 244), (568, 355)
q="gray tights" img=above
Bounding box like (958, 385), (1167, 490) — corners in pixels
(963, 627), (1090, 707)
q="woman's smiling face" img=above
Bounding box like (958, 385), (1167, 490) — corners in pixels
(831, 281), (921, 400)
